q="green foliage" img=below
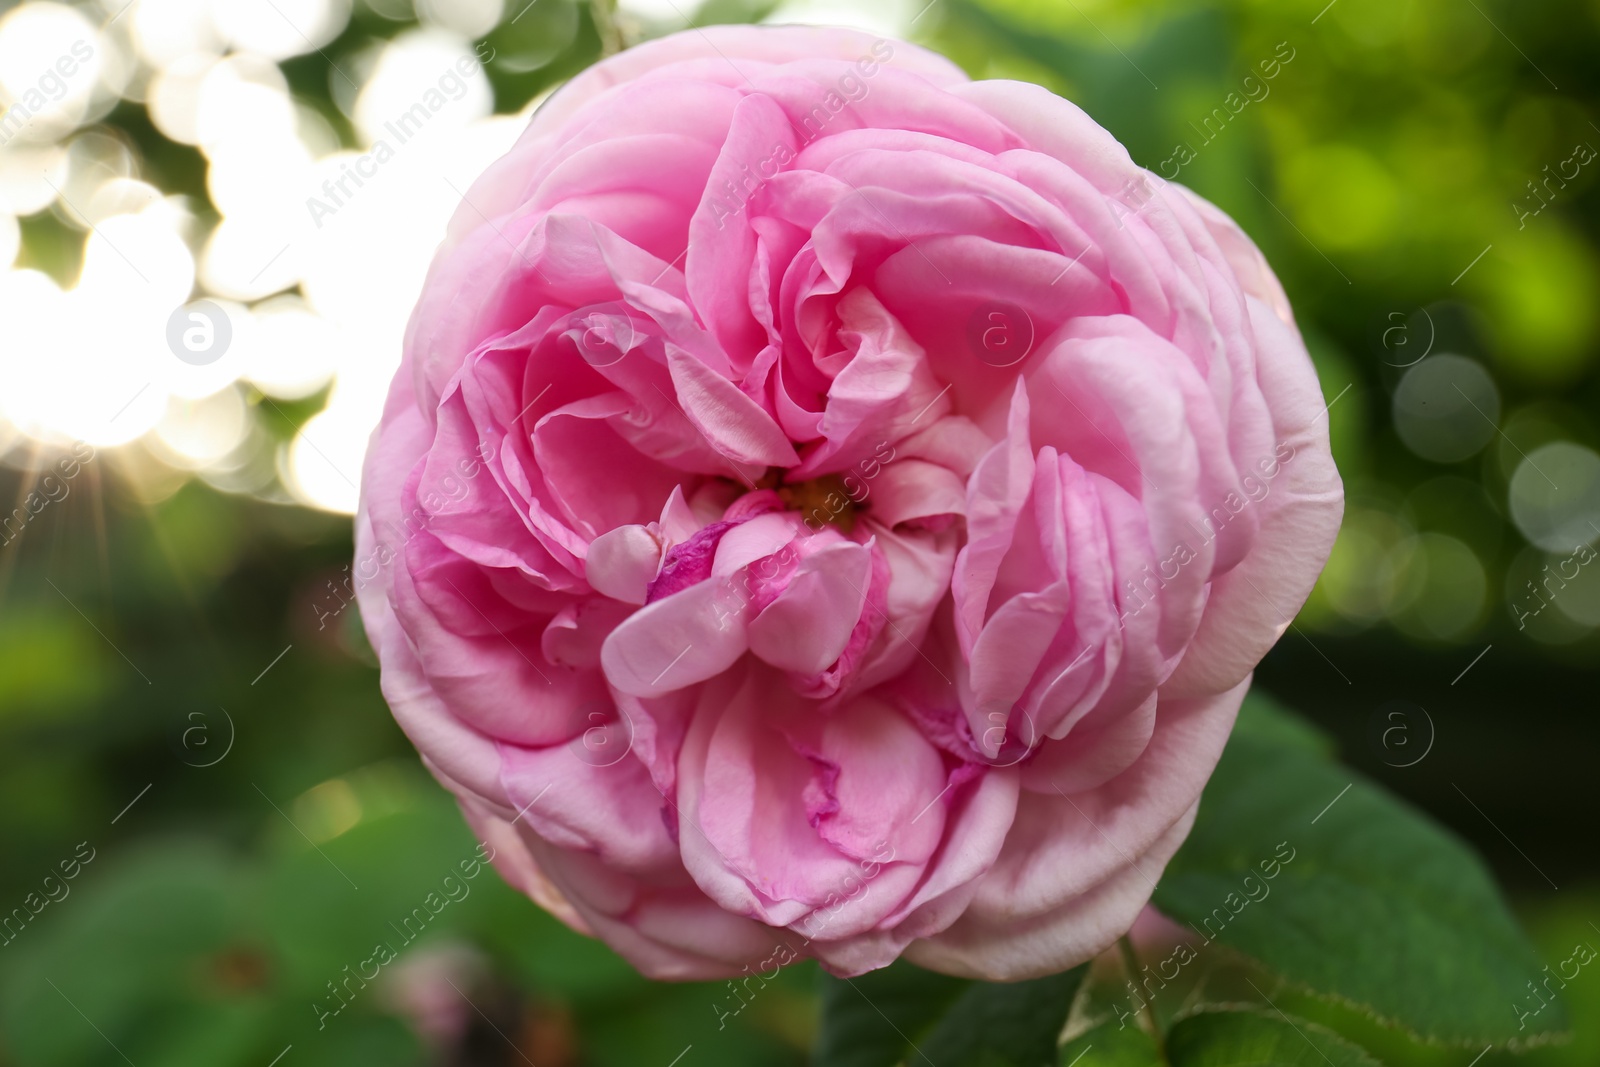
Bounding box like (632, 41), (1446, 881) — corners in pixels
(1057, 1006), (1387, 1067)
(1154, 694), (1563, 1044)
(813, 962), (1086, 1067)
(0, 842), (279, 1067)
(922, 969), (1091, 1066)
(1055, 1015), (1163, 1067)
(1056, 1023), (1158, 1067)
(1164, 1008), (1387, 1067)
(813, 960), (970, 1066)
(0, 794), (807, 1067)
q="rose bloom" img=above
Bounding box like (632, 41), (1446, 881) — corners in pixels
(355, 25), (1342, 981)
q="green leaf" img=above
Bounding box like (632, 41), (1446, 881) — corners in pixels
(288, 1015), (424, 1067)
(1153, 692), (1562, 1045)
(468, 878), (646, 1005)
(265, 804), (480, 993)
(579, 976), (811, 1067)
(1166, 1007), (1385, 1067)
(813, 961), (1087, 1067)
(923, 968), (1090, 1066)
(0, 840), (266, 1067)
(1056, 1015), (1163, 1066)
(1226, 691), (1333, 758)
(813, 961), (968, 1067)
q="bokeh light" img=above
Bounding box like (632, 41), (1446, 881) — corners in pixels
(1390, 532), (1488, 641)
(130, 0), (224, 68)
(241, 293), (340, 400)
(1391, 353), (1500, 464)
(151, 385), (250, 468)
(210, 0), (352, 61)
(284, 405), (366, 512)
(618, 0), (703, 21)
(1317, 507), (1417, 627)
(1508, 441), (1600, 554)
(416, 0), (503, 39)
(1505, 543), (1596, 645)
(0, 142), (69, 214)
(0, 2), (104, 143)
(0, 0), (538, 514)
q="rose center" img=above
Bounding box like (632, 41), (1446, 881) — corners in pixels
(776, 474), (861, 534)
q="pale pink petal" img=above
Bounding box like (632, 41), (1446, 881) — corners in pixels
(585, 523), (664, 604)
(747, 539), (872, 675)
(600, 578), (751, 697)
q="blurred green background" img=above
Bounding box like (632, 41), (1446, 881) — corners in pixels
(0, 0), (1595, 1063)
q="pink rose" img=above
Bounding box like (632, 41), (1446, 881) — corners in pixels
(355, 24), (1342, 981)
